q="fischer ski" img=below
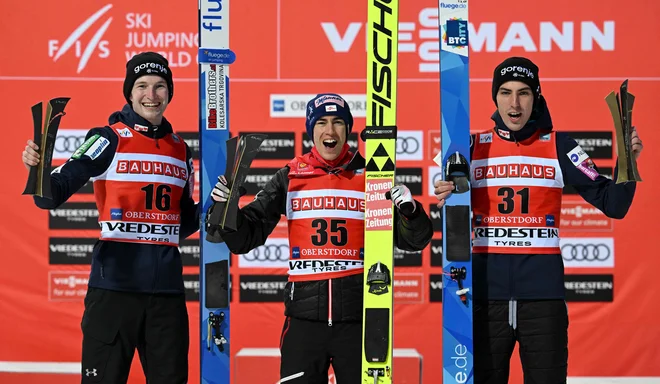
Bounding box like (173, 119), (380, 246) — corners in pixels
(198, 0), (236, 382)
(360, 0), (399, 383)
(437, 0), (474, 383)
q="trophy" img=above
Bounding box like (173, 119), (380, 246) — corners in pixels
(205, 133), (268, 243)
(605, 80), (642, 183)
(22, 97), (71, 198)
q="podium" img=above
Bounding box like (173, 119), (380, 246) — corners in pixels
(234, 347), (423, 383)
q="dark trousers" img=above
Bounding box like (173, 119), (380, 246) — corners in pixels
(279, 317), (362, 384)
(474, 300), (569, 384)
(80, 287), (189, 383)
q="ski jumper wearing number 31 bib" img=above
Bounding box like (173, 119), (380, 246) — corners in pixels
(471, 129), (564, 254)
(285, 157), (365, 283)
(92, 122), (188, 246)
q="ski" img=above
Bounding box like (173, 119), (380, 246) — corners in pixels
(437, 0), (474, 383)
(198, 0), (236, 382)
(360, 0), (399, 383)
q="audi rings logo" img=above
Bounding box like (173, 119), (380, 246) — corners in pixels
(427, 166), (443, 196)
(396, 137), (419, 154)
(239, 239), (290, 268)
(243, 244), (289, 262)
(53, 129), (87, 159)
(562, 244), (610, 261)
(396, 131), (423, 160)
(55, 136), (86, 152)
(560, 238), (614, 268)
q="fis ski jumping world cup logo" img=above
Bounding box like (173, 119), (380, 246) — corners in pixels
(48, 5), (114, 74)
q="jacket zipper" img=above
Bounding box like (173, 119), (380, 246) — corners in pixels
(328, 279), (333, 326)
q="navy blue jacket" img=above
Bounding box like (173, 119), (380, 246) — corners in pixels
(473, 97), (636, 300)
(33, 105), (199, 293)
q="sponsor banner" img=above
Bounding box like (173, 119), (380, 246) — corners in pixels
(288, 189), (365, 219)
(427, 166), (442, 196)
(52, 129), (88, 160)
(429, 204), (442, 232)
(183, 274), (231, 302)
(288, 259), (363, 277)
(430, 238), (443, 267)
(237, 238), (289, 268)
(564, 166), (612, 195)
(564, 274), (613, 302)
(302, 132), (359, 155)
(473, 227), (559, 249)
(49, 238), (96, 265)
(471, 156), (561, 188)
(270, 94), (366, 118)
(393, 247), (423, 267)
(99, 221), (180, 245)
(567, 131), (613, 159)
(1, 1), (653, 81)
(177, 132), (200, 160)
(395, 168), (423, 196)
(239, 275), (288, 303)
(428, 131), (441, 161)
(179, 238), (200, 266)
(560, 201), (613, 232)
(244, 168), (281, 196)
(243, 131), (295, 160)
(395, 130), (424, 161)
(429, 274), (443, 302)
(560, 237), (614, 268)
(365, 179), (394, 231)
(183, 274), (200, 302)
(393, 273), (424, 304)
(49, 202), (99, 230)
(49, 271), (89, 301)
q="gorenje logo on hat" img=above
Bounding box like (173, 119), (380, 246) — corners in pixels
(133, 62), (168, 74)
(500, 65), (534, 79)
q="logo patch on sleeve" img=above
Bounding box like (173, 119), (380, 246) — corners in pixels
(84, 137), (110, 160)
(567, 145), (598, 181)
(71, 134), (100, 159)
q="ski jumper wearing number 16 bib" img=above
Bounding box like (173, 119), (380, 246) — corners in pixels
(92, 121), (188, 246)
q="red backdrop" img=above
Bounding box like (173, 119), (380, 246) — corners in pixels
(1, 0), (659, 383)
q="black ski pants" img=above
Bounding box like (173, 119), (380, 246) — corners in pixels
(80, 287), (189, 383)
(474, 299), (569, 384)
(279, 316), (362, 383)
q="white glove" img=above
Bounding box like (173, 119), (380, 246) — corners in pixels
(389, 184), (416, 218)
(211, 176), (230, 202)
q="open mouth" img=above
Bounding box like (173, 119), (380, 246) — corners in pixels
(508, 112), (522, 119)
(323, 139), (338, 149)
(142, 102), (161, 108)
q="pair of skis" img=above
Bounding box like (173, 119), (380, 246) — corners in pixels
(197, 0), (473, 382)
(360, 0), (473, 383)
